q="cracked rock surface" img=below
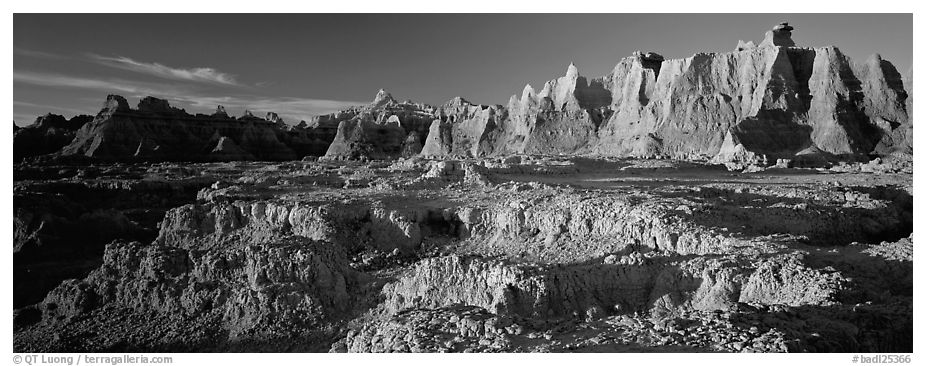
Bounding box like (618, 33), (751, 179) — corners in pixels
(13, 155), (912, 353)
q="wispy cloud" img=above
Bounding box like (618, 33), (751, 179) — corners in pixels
(14, 47), (66, 59)
(88, 54), (241, 86)
(14, 70), (363, 123)
(14, 70), (184, 96)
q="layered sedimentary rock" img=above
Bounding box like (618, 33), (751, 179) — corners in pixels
(598, 32), (910, 164)
(348, 23), (911, 164)
(420, 97), (501, 157)
(322, 89), (436, 160)
(423, 23), (911, 164)
(155, 199), (426, 254)
(14, 114), (93, 161)
(51, 96), (339, 162)
(381, 251), (844, 323)
(855, 54), (913, 154)
(492, 63), (611, 155)
(15, 154), (913, 352)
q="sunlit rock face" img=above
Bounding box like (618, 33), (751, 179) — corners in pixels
(416, 22), (909, 165)
(321, 89), (436, 160)
(591, 22), (910, 165)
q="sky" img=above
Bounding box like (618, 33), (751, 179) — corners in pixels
(13, 13), (912, 126)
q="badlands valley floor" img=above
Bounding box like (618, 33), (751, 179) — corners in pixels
(13, 156), (913, 352)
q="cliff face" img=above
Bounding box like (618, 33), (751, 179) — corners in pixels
(420, 97), (501, 157)
(391, 22), (912, 164)
(598, 41), (910, 164)
(322, 89), (436, 160)
(494, 63), (610, 156)
(53, 96), (336, 162)
(855, 54), (913, 154)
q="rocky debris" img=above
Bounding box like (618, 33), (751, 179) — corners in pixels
(829, 154), (912, 174)
(859, 235), (912, 262)
(379, 250), (844, 323)
(14, 157), (913, 352)
(337, 300), (911, 353)
(154, 198), (427, 255)
(334, 305), (516, 352)
(40, 237), (361, 338)
(403, 160), (495, 189)
(334, 304), (802, 353)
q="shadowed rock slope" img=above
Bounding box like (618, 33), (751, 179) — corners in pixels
(48, 96), (334, 162)
(14, 114), (93, 161)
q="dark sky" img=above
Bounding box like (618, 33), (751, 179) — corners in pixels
(13, 13), (912, 126)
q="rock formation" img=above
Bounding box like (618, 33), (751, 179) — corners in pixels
(321, 89), (435, 160)
(322, 22), (911, 165)
(50, 95), (343, 162)
(760, 22), (796, 48)
(13, 114), (93, 161)
(420, 97), (500, 157)
(13, 23), (911, 167)
(595, 25), (910, 165)
(14, 156), (913, 352)
(41, 237), (360, 337)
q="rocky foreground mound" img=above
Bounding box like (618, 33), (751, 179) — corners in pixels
(14, 156), (913, 352)
(14, 23), (912, 167)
